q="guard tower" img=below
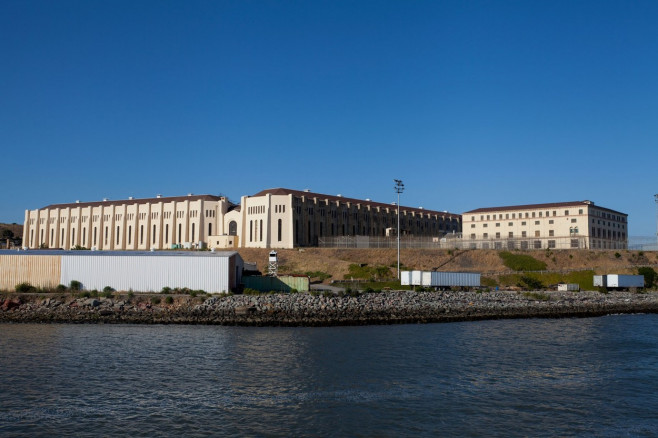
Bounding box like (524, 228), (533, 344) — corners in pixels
(268, 251), (278, 277)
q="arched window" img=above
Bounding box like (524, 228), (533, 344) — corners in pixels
(229, 221), (237, 236)
(208, 223), (212, 236)
(260, 219), (263, 241)
(278, 219), (282, 242)
(192, 223), (195, 242)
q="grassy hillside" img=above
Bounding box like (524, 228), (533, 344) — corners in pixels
(236, 248), (658, 290)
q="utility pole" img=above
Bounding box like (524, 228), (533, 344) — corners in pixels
(394, 179), (404, 280)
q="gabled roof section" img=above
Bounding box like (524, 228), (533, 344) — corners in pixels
(251, 188), (460, 219)
(464, 201), (626, 216)
(42, 194), (229, 210)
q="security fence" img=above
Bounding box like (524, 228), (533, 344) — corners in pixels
(319, 235), (633, 250)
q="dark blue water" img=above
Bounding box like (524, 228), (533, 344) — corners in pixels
(1, 315), (658, 437)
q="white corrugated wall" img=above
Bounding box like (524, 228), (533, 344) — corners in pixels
(60, 255), (234, 293)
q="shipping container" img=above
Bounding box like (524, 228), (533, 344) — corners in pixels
(421, 271), (480, 287)
(593, 274), (644, 289)
(401, 270), (480, 287)
(557, 283), (580, 291)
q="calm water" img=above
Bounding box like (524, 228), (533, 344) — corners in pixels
(1, 316), (658, 437)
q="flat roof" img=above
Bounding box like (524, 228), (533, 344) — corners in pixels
(0, 250), (240, 258)
(38, 194), (230, 210)
(463, 201), (627, 216)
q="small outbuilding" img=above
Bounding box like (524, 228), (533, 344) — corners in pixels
(0, 250), (243, 293)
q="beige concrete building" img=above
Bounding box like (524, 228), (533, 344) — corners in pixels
(23, 188), (461, 250)
(238, 188), (461, 248)
(462, 200), (627, 250)
(23, 194), (239, 251)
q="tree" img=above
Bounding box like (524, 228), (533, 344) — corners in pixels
(1, 229), (14, 239)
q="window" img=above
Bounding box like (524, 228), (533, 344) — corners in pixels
(508, 222), (513, 226)
(483, 233), (488, 238)
(548, 240), (556, 248)
(522, 231), (527, 237)
(483, 224), (488, 228)
(549, 230), (554, 237)
(571, 218), (577, 223)
(471, 224), (475, 228)
(260, 220), (263, 241)
(153, 225), (156, 244)
(535, 230), (540, 237)
(470, 233), (476, 239)
(495, 232), (501, 238)
(496, 223), (500, 227)
(140, 225), (143, 245)
(565, 210), (569, 216)
(549, 220), (554, 224)
(208, 223), (212, 236)
(278, 219), (282, 241)
(521, 221), (526, 226)
(508, 232), (513, 238)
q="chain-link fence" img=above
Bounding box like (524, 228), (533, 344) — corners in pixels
(319, 235), (635, 250)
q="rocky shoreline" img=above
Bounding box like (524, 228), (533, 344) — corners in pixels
(2, 290), (658, 326)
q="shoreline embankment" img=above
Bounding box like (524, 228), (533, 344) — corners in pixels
(2, 290), (658, 326)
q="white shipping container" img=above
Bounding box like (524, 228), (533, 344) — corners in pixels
(593, 275), (605, 287)
(411, 270), (423, 286)
(60, 251), (243, 293)
(400, 271), (412, 286)
(557, 283), (580, 291)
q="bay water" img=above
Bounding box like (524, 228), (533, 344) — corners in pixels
(1, 315), (657, 437)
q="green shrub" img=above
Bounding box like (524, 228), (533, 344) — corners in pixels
(165, 296), (174, 304)
(638, 267), (657, 288)
(151, 296), (161, 305)
(520, 275), (544, 290)
(161, 286), (172, 294)
(69, 280), (83, 291)
(78, 291), (91, 298)
(614, 252), (622, 259)
(56, 284), (67, 292)
(499, 252), (547, 271)
(15, 282), (35, 293)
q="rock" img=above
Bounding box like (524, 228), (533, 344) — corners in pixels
(84, 299), (101, 307)
(1, 298), (22, 311)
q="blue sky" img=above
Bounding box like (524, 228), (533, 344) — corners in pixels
(2, 1), (657, 236)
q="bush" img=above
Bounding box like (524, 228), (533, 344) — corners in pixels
(614, 252), (622, 259)
(165, 296), (174, 304)
(56, 284), (67, 292)
(15, 282), (36, 293)
(69, 280), (83, 291)
(499, 252), (547, 271)
(520, 275), (544, 290)
(161, 286), (172, 294)
(638, 267), (657, 288)
(151, 296), (161, 305)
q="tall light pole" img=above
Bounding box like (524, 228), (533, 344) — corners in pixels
(654, 194), (658, 248)
(394, 179), (404, 280)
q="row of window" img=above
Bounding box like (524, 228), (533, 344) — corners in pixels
(471, 209), (587, 222)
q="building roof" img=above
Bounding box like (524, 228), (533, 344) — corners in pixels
(463, 200), (627, 216)
(251, 188), (460, 219)
(40, 194), (229, 210)
(0, 249), (241, 257)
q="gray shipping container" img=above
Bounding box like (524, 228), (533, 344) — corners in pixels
(401, 270), (480, 287)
